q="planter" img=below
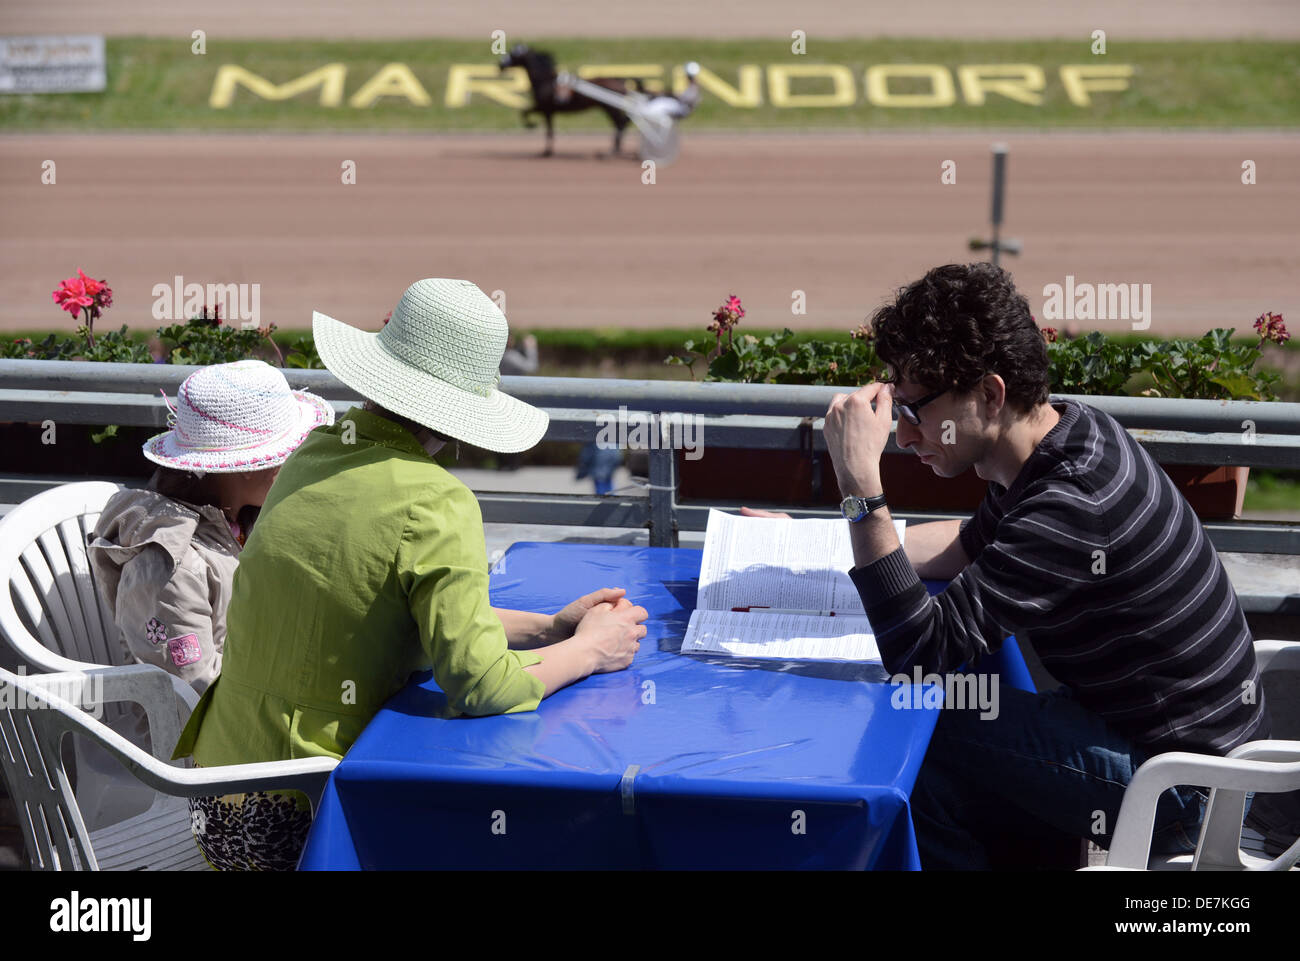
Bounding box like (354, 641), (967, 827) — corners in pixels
(677, 449), (1249, 520)
(676, 447), (988, 510)
(676, 447), (816, 504)
(1160, 464), (1249, 521)
(0, 422), (156, 480)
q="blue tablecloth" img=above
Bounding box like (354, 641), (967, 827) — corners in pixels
(299, 542), (1033, 870)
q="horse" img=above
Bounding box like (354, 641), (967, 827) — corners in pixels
(499, 44), (639, 157)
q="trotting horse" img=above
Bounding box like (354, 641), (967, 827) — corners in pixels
(499, 44), (638, 157)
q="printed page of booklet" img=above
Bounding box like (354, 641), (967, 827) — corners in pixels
(680, 508), (906, 661)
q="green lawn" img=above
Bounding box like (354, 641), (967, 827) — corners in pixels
(1, 37), (1298, 131)
(1245, 470), (1300, 512)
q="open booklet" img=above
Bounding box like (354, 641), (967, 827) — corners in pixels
(680, 508), (906, 662)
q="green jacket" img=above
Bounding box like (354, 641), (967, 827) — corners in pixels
(174, 406), (544, 764)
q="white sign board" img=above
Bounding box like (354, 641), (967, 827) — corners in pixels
(0, 35), (106, 93)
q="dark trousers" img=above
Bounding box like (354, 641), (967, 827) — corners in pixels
(909, 685), (1205, 870)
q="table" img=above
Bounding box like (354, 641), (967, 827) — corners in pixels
(298, 542), (1033, 870)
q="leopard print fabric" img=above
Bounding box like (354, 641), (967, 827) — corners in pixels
(187, 786), (314, 871)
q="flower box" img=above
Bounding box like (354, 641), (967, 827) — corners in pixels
(677, 441), (1250, 521)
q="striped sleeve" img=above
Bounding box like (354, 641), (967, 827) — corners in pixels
(851, 486), (1109, 677)
(852, 398), (1267, 754)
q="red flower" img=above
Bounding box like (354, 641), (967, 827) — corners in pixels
(1254, 311), (1290, 346)
(708, 294), (745, 342)
(1041, 327), (1058, 343)
(52, 269), (113, 321)
(52, 275), (94, 315)
(77, 269), (103, 296)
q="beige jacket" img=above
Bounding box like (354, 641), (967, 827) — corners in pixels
(88, 488), (242, 693)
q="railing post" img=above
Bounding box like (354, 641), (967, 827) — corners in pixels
(648, 413), (678, 548)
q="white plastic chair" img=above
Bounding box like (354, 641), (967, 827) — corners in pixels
(0, 481), (199, 831)
(1085, 639), (1300, 871)
(0, 663), (337, 871)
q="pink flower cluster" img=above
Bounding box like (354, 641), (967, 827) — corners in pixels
(52, 269), (113, 321)
(1253, 311), (1290, 346)
(850, 323), (873, 341)
(708, 294), (744, 339)
(1041, 327), (1058, 343)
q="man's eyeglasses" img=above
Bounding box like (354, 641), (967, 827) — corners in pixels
(891, 386), (950, 425)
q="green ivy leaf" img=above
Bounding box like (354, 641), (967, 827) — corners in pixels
(1206, 372), (1261, 400)
(707, 350), (742, 381)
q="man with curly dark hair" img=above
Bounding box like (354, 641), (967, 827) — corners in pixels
(822, 263), (1266, 869)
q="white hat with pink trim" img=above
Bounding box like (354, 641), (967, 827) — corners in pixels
(142, 360), (334, 473)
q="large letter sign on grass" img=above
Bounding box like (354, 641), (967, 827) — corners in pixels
(207, 61), (1135, 111)
(209, 63), (346, 108)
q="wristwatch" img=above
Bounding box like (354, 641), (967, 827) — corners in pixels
(840, 493), (888, 523)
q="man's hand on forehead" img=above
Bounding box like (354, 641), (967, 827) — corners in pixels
(823, 381), (893, 497)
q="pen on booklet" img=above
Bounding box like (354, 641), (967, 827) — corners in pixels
(731, 606), (838, 616)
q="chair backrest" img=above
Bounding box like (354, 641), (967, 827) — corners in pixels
(0, 663), (186, 871)
(1256, 639), (1300, 676)
(1256, 639), (1300, 741)
(1, 668), (108, 869)
(0, 482), (126, 672)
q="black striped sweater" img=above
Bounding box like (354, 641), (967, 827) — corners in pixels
(849, 397), (1268, 755)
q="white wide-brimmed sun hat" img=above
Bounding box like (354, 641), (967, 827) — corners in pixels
(143, 360), (334, 473)
(311, 278), (549, 454)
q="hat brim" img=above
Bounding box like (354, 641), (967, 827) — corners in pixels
(312, 310), (548, 455)
(142, 389), (334, 474)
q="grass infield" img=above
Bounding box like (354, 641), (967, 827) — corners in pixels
(1, 37), (1298, 131)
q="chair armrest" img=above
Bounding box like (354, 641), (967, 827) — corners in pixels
(1077, 866), (1145, 871)
(20, 655), (197, 740)
(24, 667), (340, 812)
(1199, 740), (1300, 871)
(154, 758), (340, 810)
(29, 663), (188, 764)
(1106, 751), (1300, 870)
(1228, 740), (1300, 762)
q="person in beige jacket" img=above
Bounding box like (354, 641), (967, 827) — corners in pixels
(91, 488), (242, 692)
(88, 360), (333, 693)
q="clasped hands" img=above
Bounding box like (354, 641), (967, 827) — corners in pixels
(550, 587), (649, 674)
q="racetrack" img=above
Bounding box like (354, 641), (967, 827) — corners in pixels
(6, 0), (1299, 39)
(2, 130), (1297, 335)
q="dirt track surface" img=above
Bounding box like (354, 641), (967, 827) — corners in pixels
(4, 0), (1299, 39)
(2, 131), (1297, 336)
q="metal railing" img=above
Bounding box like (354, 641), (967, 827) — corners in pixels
(2, 359), (1298, 554)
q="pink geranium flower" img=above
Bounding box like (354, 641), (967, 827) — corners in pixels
(52, 269), (114, 346)
(708, 294), (744, 336)
(52, 275), (94, 315)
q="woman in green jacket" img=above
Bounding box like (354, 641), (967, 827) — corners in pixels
(174, 279), (647, 870)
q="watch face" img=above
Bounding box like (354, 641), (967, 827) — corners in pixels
(840, 496), (865, 521)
